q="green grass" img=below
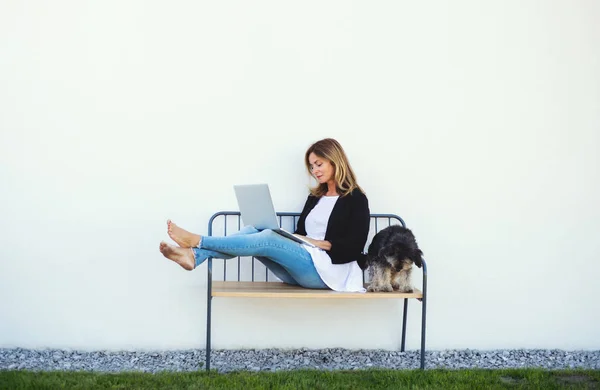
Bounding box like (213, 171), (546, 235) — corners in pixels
(1, 369), (599, 389)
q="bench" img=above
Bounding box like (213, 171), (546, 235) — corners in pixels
(204, 211), (428, 370)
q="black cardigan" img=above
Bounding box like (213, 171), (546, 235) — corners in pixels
(294, 188), (370, 269)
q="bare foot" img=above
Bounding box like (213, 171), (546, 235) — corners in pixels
(167, 219), (201, 248)
(159, 241), (195, 270)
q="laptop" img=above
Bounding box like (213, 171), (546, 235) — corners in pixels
(233, 184), (317, 247)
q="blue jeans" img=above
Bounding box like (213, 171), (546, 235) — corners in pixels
(192, 226), (328, 289)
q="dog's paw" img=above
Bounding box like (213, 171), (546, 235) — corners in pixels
(401, 287), (414, 293)
(391, 283), (400, 291)
(367, 284), (393, 292)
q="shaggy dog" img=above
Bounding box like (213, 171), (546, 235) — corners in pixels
(366, 225), (423, 293)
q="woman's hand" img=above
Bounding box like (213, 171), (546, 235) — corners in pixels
(294, 234), (332, 251)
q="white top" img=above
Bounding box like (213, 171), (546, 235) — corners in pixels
(303, 196), (366, 293)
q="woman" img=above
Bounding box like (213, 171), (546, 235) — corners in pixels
(159, 138), (370, 292)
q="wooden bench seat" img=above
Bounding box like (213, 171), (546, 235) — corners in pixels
(212, 281), (423, 299)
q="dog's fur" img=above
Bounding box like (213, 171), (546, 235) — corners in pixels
(366, 225), (423, 293)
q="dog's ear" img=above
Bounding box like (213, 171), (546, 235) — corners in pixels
(411, 249), (423, 268)
(367, 241), (377, 257)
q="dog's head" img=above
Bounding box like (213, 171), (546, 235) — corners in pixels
(367, 225), (423, 269)
(379, 243), (422, 271)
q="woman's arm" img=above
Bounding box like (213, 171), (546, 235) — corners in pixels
(293, 234), (332, 251)
(326, 190), (370, 264)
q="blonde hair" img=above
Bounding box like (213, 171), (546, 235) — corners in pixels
(304, 138), (364, 197)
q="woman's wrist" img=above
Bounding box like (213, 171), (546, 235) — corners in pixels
(316, 239), (332, 251)
(295, 235), (331, 250)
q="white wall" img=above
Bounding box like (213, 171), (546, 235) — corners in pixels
(1, 0), (599, 352)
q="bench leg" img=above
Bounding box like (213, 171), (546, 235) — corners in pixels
(206, 258), (213, 371)
(401, 298), (408, 352)
(420, 266), (428, 369)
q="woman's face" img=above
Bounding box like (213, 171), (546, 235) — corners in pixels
(308, 152), (335, 185)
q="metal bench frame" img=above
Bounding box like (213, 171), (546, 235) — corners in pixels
(205, 211), (428, 370)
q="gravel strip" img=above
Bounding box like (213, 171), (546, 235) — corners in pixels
(1, 348), (599, 373)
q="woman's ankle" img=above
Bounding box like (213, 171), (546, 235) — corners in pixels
(192, 247), (206, 267)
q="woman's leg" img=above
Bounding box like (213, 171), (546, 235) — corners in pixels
(193, 227), (299, 284)
(254, 257), (299, 286)
(164, 223), (299, 285)
(191, 225), (260, 266)
(198, 229), (327, 289)
(160, 230), (327, 289)
(168, 221), (259, 248)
